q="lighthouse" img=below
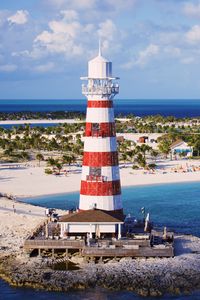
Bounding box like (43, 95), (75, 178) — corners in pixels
(58, 46), (124, 240)
(79, 46), (123, 214)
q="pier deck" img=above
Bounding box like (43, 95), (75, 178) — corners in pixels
(24, 222), (174, 258)
(24, 237), (174, 258)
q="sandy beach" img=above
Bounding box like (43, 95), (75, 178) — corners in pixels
(0, 159), (200, 198)
(0, 119), (83, 125)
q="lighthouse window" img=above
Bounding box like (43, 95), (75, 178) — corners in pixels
(92, 123), (100, 131)
(89, 167), (101, 176)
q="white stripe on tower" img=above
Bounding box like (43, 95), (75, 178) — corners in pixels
(86, 107), (115, 123)
(84, 137), (117, 152)
(79, 195), (122, 211)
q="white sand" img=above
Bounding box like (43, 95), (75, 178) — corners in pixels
(0, 197), (46, 254)
(0, 159), (200, 198)
(0, 119), (82, 125)
(0, 197), (66, 254)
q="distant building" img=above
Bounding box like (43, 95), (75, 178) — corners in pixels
(138, 136), (148, 143)
(117, 136), (125, 142)
(170, 140), (193, 158)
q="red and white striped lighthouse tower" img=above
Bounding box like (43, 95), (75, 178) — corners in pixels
(79, 45), (123, 213)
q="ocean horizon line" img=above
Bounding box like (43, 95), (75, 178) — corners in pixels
(1, 98), (200, 101)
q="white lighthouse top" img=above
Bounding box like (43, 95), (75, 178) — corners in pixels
(88, 45), (112, 79)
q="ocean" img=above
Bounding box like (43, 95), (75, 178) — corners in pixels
(2, 182), (200, 300)
(0, 99), (200, 117)
(1, 280), (200, 300)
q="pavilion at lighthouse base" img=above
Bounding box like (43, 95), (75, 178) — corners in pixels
(58, 208), (125, 240)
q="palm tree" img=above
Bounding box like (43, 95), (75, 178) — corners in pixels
(36, 153), (44, 167)
(139, 144), (152, 160)
(150, 149), (159, 163)
(136, 153), (146, 168)
(20, 151), (30, 161)
(55, 162), (63, 174)
(158, 140), (171, 158)
(47, 157), (58, 168)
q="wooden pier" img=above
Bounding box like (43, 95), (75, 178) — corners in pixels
(24, 236), (174, 258)
(24, 220), (174, 258)
(82, 245), (174, 258)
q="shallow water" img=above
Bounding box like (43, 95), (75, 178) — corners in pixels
(24, 181), (200, 236)
(1, 279), (200, 300)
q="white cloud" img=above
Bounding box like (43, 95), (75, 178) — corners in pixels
(105, 0), (137, 11)
(186, 25), (200, 43)
(98, 19), (117, 40)
(29, 11), (86, 58)
(7, 10), (29, 25)
(42, 0), (95, 10)
(184, 2), (200, 18)
(97, 19), (123, 55)
(164, 47), (181, 57)
(136, 44), (159, 66)
(0, 64), (17, 72)
(61, 10), (78, 21)
(122, 44), (160, 70)
(34, 62), (55, 73)
(181, 57), (195, 64)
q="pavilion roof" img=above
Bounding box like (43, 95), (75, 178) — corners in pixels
(59, 209), (125, 223)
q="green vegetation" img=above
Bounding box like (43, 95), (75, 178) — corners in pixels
(0, 114), (199, 170)
(0, 111), (85, 121)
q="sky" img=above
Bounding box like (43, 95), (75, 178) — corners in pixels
(1, 0), (200, 99)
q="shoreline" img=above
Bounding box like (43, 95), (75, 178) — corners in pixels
(0, 119), (83, 125)
(14, 179), (200, 202)
(1, 232), (200, 297)
(0, 159), (200, 199)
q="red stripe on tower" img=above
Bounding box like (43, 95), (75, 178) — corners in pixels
(85, 122), (116, 137)
(88, 100), (113, 108)
(80, 180), (121, 196)
(83, 152), (119, 167)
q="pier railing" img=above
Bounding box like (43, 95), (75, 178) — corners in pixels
(24, 239), (85, 250)
(82, 245), (174, 257)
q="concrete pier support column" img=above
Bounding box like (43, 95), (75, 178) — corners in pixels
(89, 224), (92, 239)
(118, 223), (121, 239)
(65, 249), (68, 257)
(52, 249), (55, 258)
(38, 248), (41, 256)
(45, 221), (49, 239)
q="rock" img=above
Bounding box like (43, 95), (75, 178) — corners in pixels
(42, 272), (52, 280)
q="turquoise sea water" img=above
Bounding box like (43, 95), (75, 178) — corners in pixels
(24, 182), (200, 237)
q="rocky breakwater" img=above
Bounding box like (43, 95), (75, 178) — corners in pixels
(1, 235), (200, 297)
